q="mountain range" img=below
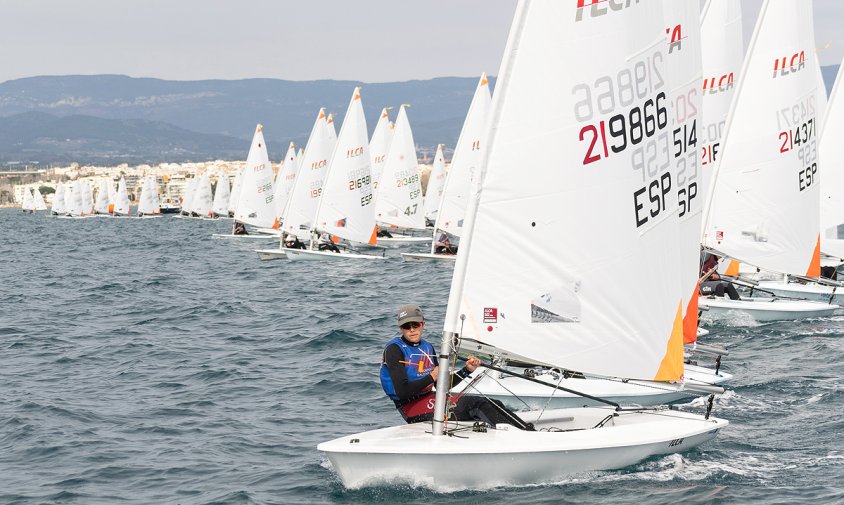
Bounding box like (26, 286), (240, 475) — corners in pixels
(0, 75), (494, 165)
(0, 66), (838, 166)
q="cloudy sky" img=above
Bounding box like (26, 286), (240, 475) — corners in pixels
(1, 1), (842, 84)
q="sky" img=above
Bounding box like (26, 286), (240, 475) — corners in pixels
(1, 1), (844, 84)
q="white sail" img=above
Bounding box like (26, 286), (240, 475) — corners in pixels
(32, 187), (47, 211)
(82, 180), (94, 215)
(313, 87), (377, 245)
(370, 107), (393, 194)
(272, 142), (299, 223)
(52, 182), (66, 215)
(63, 182), (74, 215)
(423, 144), (446, 221)
(114, 176), (131, 216)
(444, 0), (684, 381)
(664, 0), (703, 343)
(182, 177), (197, 214)
(149, 176), (160, 213)
(234, 125), (276, 228)
(432, 74), (492, 241)
(702, 0), (821, 278)
(820, 58), (844, 238)
(227, 169), (243, 215)
(700, 0), (742, 189)
(94, 179), (111, 214)
(21, 188), (34, 211)
(326, 113), (337, 153)
(282, 109), (332, 240)
(137, 176), (158, 215)
(192, 172), (214, 218)
(107, 181), (116, 207)
(212, 173), (231, 217)
(373, 105), (425, 230)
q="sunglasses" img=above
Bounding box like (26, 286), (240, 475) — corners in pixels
(400, 321), (423, 330)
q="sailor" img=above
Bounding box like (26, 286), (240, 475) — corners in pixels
(699, 253), (740, 300)
(376, 226), (393, 238)
(232, 221), (248, 235)
(380, 304), (535, 430)
(284, 234), (306, 250)
(433, 232), (457, 255)
(317, 232), (341, 253)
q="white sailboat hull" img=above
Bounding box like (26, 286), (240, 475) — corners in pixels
(255, 249), (288, 261)
(698, 296), (839, 322)
(377, 235), (432, 245)
(755, 281), (844, 304)
(400, 252), (457, 262)
(211, 233), (279, 240)
(284, 248), (386, 261)
(452, 364), (730, 410)
(253, 227), (283, 236)
(318, 408), (727, 490)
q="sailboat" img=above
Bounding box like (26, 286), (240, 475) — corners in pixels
(255, 142), (299, 235)
(699, 0), (840, 321)
(284, 88), (385, 261)
(227, 169), (243, 218)
(372, 105), (429, 244)
(192, 173), (214, 219)
(136, 176), (161, 218)
(752, 57), (844, 303)
(455, 2), (730, 412)
(370, 107), (394, 196)
(94, 179), (111, 215)
(32, 187), (47, 211)
(179, 177), (197, 217)
(213, 125), (279, 239)
(51, 182), (66, 216)
(422, 144), (447, 226)
(255, 109), (333, 255)
(21, 188), (34, 213)
(402, 74), (492, 262)
(319, 1), (727, 489)
(112, 176), (131, 216)
(211, 172), (231, 218)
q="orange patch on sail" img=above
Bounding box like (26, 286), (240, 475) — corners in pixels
(271, 217), (280, 229)
(806, 233), (821, 278)
(654, 302), (685, 382)
(682, 286), (700, 345)
(368, 226), (378, 245)
(724, 259), (740, 277)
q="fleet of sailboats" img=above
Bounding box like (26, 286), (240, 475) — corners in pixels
(17, 0), (844, 490)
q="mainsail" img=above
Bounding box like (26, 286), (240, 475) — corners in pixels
(422, 144), (446, 222)
(312, 87), (377, 245)
(702, 0), (821, 278)
(373, 105), (425, 230)
(234, 125), (276, 228)
(282, 109), (332, 240)
(444, 0), (684, 381)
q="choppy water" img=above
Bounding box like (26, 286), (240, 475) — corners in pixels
(1, 208), (843, 504)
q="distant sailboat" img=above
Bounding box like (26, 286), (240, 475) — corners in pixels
(372, 105), (427, 240)
(21, 188), (34, 213)
(402, 74), (492, 262)
(94, 179), (111, 215)
(137, 176), (161, 217)
(700, 0), (839, 321)
(284, 87), (385, 261)
(213, 125), (279, 240)
(370, 107), (393, 195)
(211, 172), (231, 218)
(422, 144), (446, 225)
(112, 176), (131, 216)
(51, 182), (66, 216)
(32, 187), (47, 211)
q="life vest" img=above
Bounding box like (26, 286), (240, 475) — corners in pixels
(379, 336), (437, 402)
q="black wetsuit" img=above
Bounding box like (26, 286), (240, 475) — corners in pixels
(382, 337), (533, 429)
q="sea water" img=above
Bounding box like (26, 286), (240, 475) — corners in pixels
(1, 209), (842, 504)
